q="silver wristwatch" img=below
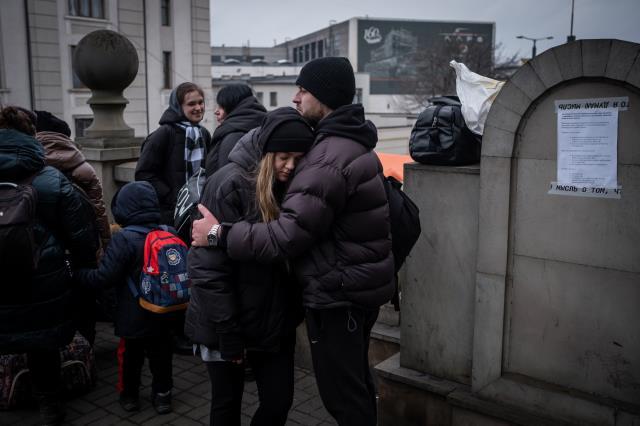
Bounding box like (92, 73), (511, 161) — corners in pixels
(207, 224), (221, 247)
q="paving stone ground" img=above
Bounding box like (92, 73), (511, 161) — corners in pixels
(2, 322), (336, 425)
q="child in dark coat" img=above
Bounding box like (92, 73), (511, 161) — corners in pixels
(75, 181), (176, 414)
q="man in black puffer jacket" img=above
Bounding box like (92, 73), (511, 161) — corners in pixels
(0, 115), (99, 425)
(193, 57), (394, 426)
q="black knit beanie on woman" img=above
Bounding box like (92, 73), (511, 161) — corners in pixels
(259, 107), (314, 154)
(295, 57), (356, 110)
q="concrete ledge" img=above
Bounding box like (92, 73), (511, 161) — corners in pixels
(376, 353), (460, 396)
(582, 39), (612, 77)
(530, 48), (564, 89)
(481, 125), (515, 158)
(82, 146), (140, 161)
(626, 50), (640, 88)
(371, 322), (400, 345)
(493, 81), (532, 116)
(405, 162), (480, 175)
(478, 376), (616, 426)
(508, 63), (547, 101)
(553, 41), (583, 80)
(484, 102), (522, 134)
(605, 40), (640, 81)
(114, 161), (137, 183)
(376, 353), (567, 426)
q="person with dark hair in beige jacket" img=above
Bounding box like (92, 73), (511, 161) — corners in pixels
(34, 110), (111, 251)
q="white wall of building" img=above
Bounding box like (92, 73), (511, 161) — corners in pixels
(213, 64), (302, 79)
(0, 0), (31, 108)
(0, 0), (210, 138)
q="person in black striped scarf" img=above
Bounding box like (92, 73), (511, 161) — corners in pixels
(136, 82), (212, 226)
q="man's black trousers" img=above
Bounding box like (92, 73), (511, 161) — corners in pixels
(306, 306), (379, 426)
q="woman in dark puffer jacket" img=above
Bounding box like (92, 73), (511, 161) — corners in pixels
(205, 84), (266, 176)
(0, 106), (99, 425)
(185, 107), (313, 426)
(135, 82), (212, 225)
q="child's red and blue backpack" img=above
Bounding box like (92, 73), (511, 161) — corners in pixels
(125, 225), (191, 314)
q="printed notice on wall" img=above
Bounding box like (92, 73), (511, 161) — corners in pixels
(548, 97), (628, 199)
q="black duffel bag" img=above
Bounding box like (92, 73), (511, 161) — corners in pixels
(409, 96), (481, 166)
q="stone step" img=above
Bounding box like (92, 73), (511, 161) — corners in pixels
(294, 316), (401, 371)
(369, 322), (401, 367)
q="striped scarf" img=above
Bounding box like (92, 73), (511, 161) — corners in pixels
(178, 122), (204, 181)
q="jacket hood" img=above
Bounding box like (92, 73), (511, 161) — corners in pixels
(212, 96), (266, 143)
(111, 181), (161, 226)
(0, 128), (46, 180)
(227, 128), (261, 172)
(159, 87), (188, 125)
(36, 131), (85, 173)
(315, 103), (378, 149)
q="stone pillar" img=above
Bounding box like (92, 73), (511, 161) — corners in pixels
(73, 29), (143, 220)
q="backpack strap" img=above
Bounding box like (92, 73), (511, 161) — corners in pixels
(123, 225), (152, 298)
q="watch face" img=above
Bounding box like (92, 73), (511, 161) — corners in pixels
(207, 233), (217, 246)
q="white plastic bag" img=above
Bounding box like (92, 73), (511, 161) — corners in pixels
(449, 60), (504, 135)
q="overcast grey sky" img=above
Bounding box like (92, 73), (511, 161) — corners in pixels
(210, 0), (640, 60)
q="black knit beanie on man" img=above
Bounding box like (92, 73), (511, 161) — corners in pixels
(34, 110), (72, 137)
(260, 107), (314, 154)
(295, 57), (356, 110)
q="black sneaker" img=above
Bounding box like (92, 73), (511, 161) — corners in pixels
(151, 390), (172, 414)
(119, 394), (140, 412)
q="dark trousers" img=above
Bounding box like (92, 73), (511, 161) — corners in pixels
(306, 307), (379, 426)
(206, 336), (295, 426)
(27, 348), (62, 396)
(117, 336), (173, 397)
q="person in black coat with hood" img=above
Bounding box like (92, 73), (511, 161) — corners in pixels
(0, 106), (98, 426)
(205, 84), (266, 176)
(135, 82), (212, 226)
(75, 181), (178, 415)
(185, 107), (314, 426)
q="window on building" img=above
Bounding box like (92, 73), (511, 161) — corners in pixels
(304, 44), (310, 61)
(74, 117), (93, 137)
(269, 92), (277, 107)
(317, 41), (324, 58)
(68, 0), (104, 19)
(161, 0), (171, 26)
(256, 92), (264, 104)
(293, 47), (298, 63)
(70, 46), (86, 89)
(311, 42), (316, 59)
(162, 51), (172, 89)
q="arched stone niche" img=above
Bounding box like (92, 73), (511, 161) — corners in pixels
(473, 39), (640, 425)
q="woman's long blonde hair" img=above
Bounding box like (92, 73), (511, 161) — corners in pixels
(255, 152), (280, 222)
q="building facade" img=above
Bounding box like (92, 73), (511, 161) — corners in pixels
(212, 17), (495, 114)
(0, 0), (212, 139)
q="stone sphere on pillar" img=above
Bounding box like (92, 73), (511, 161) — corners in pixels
(73, 29), (139, 138)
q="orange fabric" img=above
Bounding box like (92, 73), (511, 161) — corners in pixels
(376, 152), (413, 182)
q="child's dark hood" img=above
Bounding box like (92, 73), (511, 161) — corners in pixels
(315, 103), (378, 149)
(111, 181), (161, 226)
(212, 96), (266, 143)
